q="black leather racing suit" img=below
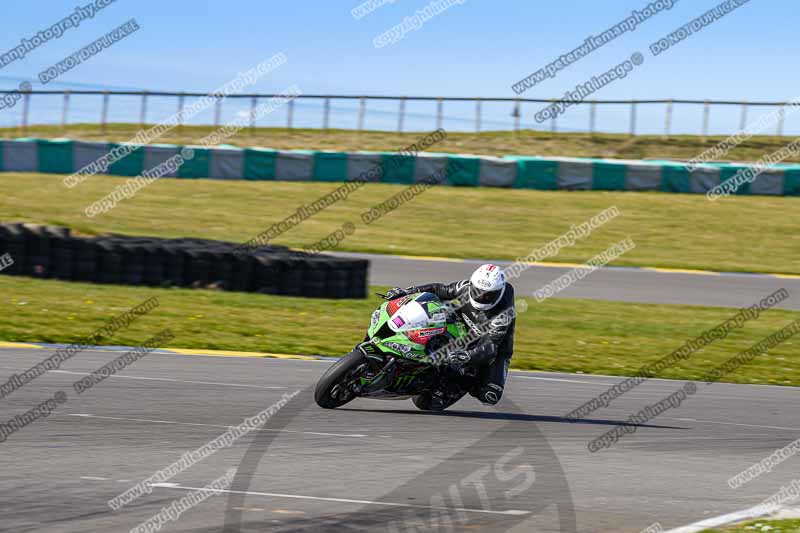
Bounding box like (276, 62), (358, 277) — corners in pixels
(400, 279), (516, 406)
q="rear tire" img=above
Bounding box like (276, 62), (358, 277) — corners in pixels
(412, 389), (466, 411)
(315, 350), (367, 409)
(412, 392), (435, 411)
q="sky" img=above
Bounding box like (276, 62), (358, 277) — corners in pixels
(0, 0), (795, 134)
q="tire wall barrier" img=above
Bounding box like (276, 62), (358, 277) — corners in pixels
(2, 138), (799, 196)
(0, 223), (369, 299)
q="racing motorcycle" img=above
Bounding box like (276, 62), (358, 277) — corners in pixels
(314, 292), (474, 410)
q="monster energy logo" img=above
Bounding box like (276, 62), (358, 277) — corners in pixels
(394, 374), (414, 387)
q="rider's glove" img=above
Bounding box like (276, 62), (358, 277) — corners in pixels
(447, 351), (471, 367)
(384, 287), (407, 300)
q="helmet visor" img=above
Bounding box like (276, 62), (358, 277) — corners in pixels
(470, 284), (503, 306)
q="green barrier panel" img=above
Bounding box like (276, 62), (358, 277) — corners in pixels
(660, 165), (691, 193)
(312, 151), (348, 182)
(108, 144), (145, 176)
(592, 161), (627, 190)
(7, 138), (800, 197)
(243, 148), (276, 180)
(513, 158), (558, 189)
(37, 139), (73, 174)
(178, 146), (210, 178)
(784, 169), (800, 196)
(719, 165), (752, 195)
(446, 156), (480, 187)
(380, 153), (415, 184)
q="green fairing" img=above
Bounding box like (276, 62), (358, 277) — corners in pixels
(315, 291), (474, 407)
(367, 292), (467, 365)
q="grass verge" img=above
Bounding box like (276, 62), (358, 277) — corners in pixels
(2, 276), (799, 387)
(2, 173), (799, 274)
(702, 518), (800, 532)
(2, 124), (798, 162)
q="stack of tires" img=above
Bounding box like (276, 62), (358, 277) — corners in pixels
(0, 223), (368, 299)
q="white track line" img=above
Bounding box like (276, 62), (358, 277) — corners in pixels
(514, 369), (800, 391)
(62, 413), (375, 438)
(48, 369), (286, 389)
(511, 375), (618, 385)
(151, 483), (530, 516)
(665, 503), (781, 533)
(662, 417), (800, 432)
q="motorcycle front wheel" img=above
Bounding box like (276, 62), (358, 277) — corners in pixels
(314, 349), (368, 409)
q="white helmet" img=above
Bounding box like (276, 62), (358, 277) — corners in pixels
(468, 264), (506, 310)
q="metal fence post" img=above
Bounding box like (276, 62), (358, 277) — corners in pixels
(590, 101), (596, 136)
(323, 97), (330, 131)
(397, 97), (406, 133)
(21, 91), (30, 136)
(739, 102), (748, 131)
(249, 96), (258, 133)
(702, 100), (710, 139)
(287, 98), (294, 129)
(214, 95), (222, 128)
(777, 106), (785, 137)
(176, 92), (185, 133)
(664, 100), (673, 139)
(513, 99), (520, 132)
(629, 101), (637, 136)
(436, 97), (443, 130)
(475, 98), (482, 133)
(101, 91), (109, 135)
(61, 91), (71, 132)
(139, 91), (148, 128)
(550, 99), (557, 133)
(357, 97), (366, 131)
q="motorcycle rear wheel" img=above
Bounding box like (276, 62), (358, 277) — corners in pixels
(412, 389), (467, 411)
(315, 349), (367, 409)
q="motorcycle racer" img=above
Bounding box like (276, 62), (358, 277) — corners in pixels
(383, 264), (515, 410)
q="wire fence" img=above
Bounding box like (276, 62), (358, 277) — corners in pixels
(0, 89), (796, 138)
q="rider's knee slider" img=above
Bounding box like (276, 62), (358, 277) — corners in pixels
(479, 383), (503, 405)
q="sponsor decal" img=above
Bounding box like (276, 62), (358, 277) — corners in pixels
(394, 374), (415, 387)
(387, 295), (412, 315)
(419, 327), (445, 338)
(370, 310), (381, 331)
(491, 313), (511, 328)
(406, 327), (446, 345)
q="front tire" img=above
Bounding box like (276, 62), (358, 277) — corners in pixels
(315, 350), (367, 409)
